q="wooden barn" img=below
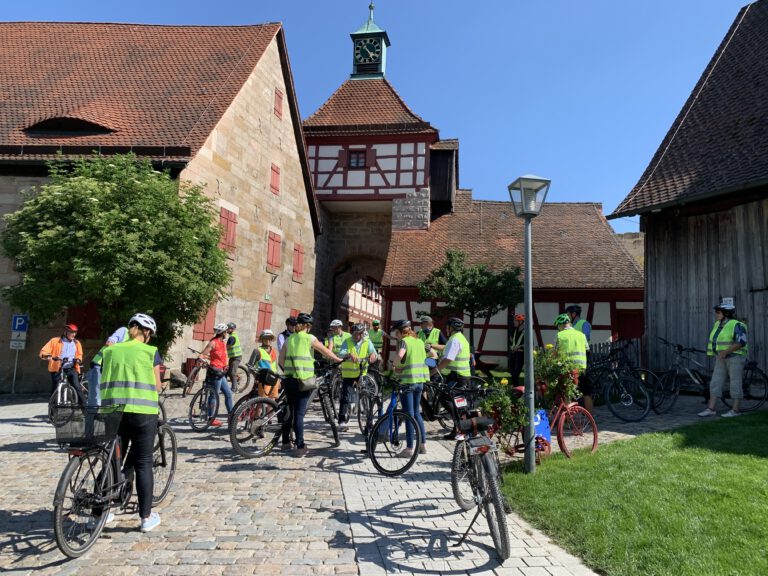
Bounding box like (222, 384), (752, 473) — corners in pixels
(609, 0), (768, 370)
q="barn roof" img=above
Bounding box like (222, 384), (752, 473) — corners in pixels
(383, 190), (644, 289)
(611, 1), (768, 218)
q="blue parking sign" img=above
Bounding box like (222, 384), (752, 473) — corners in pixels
(11, 315), (29, 332)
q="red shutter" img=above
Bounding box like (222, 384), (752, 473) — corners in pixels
(290, 308), (300, 318)
(293, 243), (304, 281)
(66, 300), (101, 340)
(274, 88), (283, 119)
(193, 303), (217, 341)
(270, 164), (281, 195)
(219, 207), (237, 251)
(257, 302), (273, 334)
(267, 232), (282, 268)
(365, 148), (377, 168)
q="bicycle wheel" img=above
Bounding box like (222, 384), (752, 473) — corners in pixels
(230, 397), (284, 458)
(152, 423), (177, 504)
(188, 387), (218, 431)
(358, 394), (383, 437)
(367, 410), (420, 476)
(320, 393), (340, 447)
(330, 371), (343, 408)
(556, 405), (598, 458)
(158, 399), (168, 424)
(451, 440), (476, 511)
(49, 384), (80, 423)
(53, 449), (113, 558)
(480, 453), (511, 560)
(723, 365), (768, 412)
(652, 371), (680, 414)
(605, 375), (651, 422)
(232, 365), (250, 394)
(182, 365), (201, 398)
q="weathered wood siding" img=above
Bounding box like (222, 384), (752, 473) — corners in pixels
(645, 197), (768, 372)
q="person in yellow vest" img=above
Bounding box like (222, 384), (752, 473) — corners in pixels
(566, 304), (591, 343)
(554, 313), (589, 410)
(418, 316), (447, 356)
(99, 313), (162, 533)
(256, 329), (280, 399)
(391, 319), (428, 456)
(436, 317), (473, 440)
(278, 313), (342, 457)
(327, 319), (351, 355)
(368, 319), (385, 354)
(225, 322), (242, 392)
(699, 300), (748, 417)
(337, 324), (378, 431)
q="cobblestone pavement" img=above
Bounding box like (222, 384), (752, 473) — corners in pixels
(0, 389), (739, 576)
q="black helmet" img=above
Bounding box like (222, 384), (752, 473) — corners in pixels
(227, 322), (237, 330)
(296, 312), (313, 325)
(390, 319), (411, 332)
(565, 304), (582, 314)
(286, 316), (298, 326)
(447, 317), (464, 329)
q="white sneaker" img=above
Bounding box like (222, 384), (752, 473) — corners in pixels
(338, 421), (349, 432)
(140, 512), (161, 533)
(698, 408), (717, 417)
(87, 511), (114, 529)
(721, 409), (741, 418)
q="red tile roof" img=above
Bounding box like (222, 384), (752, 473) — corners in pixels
(0, 22), (280, 156)
(611, 1), (768, 217)
(303, 78), (437, 136)
(383, 191), (644, 289)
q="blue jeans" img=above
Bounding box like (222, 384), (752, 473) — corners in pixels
(281, 378), (312, 448)
(207, 373), (234, 417)
(339, 377), (357, 423)
(400, 383), (427, 449)
(87, 364), (101, 408)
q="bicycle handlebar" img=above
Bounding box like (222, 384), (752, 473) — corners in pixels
(657, 337), (707, 356)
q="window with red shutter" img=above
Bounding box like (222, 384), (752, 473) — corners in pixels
(274, 88), (283, 119)
(66, 300), (101, 340)
(219, 207), (237, 251)
(270, 164), (281, 195)
(193, 303), (217, 341)
(267, 232), (282, 268)
(257, 302), (273, 334)
(293, 243), (304, 281)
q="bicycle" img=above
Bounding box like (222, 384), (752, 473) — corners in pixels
(51, 405), (177, 558)
(47, 357), (88, 423)
(654, 337), (767, 413)
(450, 416), (510, 560)
(357, 365), (383, 437)
(586, 349), (652, 422)
(366, 374), (422, 476)
(182, 347), (250, 397)
(188, 363), (233, 431)
(422, 362), (489, 433)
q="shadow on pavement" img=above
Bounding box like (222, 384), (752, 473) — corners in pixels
(0, 508), (67, 571)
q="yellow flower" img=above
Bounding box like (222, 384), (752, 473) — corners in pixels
(533, 350), (538, 356)
(545, 343), (554, 350)
(500, 378), (508, 385)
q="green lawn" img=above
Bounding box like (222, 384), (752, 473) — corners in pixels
(501, 412), (768, 576)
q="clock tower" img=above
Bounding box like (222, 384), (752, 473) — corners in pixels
(350, 2), (390, 78)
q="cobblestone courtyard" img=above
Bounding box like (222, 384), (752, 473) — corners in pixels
(0, 390), (718, 576)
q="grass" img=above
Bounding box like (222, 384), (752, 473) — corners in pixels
(501, 411), (768, 576)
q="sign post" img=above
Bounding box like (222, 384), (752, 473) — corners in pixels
(10, 315), (29, 395)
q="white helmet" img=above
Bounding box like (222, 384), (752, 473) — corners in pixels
(259, 329), (275, 340)
(214, 322), (228, 334)
(330, 319), (343, 328)
(129, 313), (157, 334)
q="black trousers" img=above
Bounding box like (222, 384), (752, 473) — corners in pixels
(119, 412), (157, 519)
(510, 351), (524, 386)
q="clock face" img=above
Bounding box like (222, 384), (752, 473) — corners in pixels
(354, 38), (382, 64)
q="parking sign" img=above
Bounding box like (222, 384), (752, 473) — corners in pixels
(11, 315), (29, 332)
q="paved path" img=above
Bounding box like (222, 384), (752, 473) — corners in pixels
(0, 390), (726, 575)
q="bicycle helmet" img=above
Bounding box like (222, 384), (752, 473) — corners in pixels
(286, 316), (298, 326)
(419, 316), (433, 324)
(214, 322), (228, 334)
(352, 323), (366, 334)
(390, 319), (411, 332)
(259, 329), (275, 340)
(63, 323), (78, 332)
(565, 304), (582, 314)
(296, 312), (313, 325)
(553, 313), (571, 327)
(514, 314), (525, 322)
(330, 319), (343, 328)
(227, 322), (237, 330)
(128, 313), (157, 334)
(447, 317), (464, 330)
(372, 319), (380, 326)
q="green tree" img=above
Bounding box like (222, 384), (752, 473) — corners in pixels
(1, 154), (232, 353)
(416, 250), (523, 351)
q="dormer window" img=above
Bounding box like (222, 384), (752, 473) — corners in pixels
(25, 117), (114, 137)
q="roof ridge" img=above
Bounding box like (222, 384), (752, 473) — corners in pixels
(591, 204), (645, 278)
(0, 21), (283, 28)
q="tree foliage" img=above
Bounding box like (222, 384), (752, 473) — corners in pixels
(416, 250), (523, 348)
(1, 154), (232, 353)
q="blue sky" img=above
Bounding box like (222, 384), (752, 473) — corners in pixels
(4, 1), (751, 232)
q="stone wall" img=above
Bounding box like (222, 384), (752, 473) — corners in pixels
(169, 35), (317, 367)
(617, 232), (645, 267)
(392, 188), (430, 230)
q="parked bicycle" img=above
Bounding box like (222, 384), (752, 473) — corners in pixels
(585, 348), (652, 422)
(51, 405), (177, 558)
(654, 337), (767, 413)
(450, 416), (510, 560)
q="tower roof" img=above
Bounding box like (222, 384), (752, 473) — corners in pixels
(303, 78), (436, 137)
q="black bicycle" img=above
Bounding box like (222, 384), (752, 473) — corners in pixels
(51, 405), (177, 558)
(47, 357), (88, 423)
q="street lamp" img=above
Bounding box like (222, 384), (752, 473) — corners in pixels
(508, 174), (550, 474)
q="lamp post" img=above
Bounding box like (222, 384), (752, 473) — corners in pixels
(508, 174), (550, 474)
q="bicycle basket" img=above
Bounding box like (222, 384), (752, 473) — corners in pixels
(54, 405), (125, 447)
